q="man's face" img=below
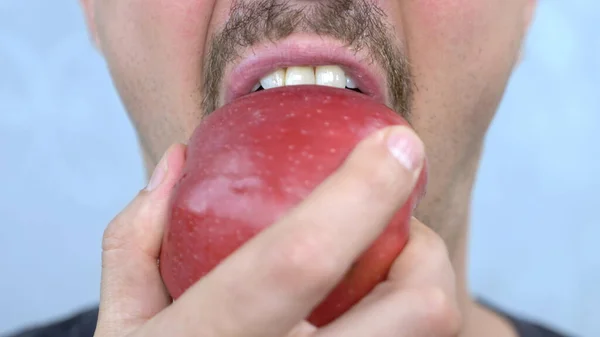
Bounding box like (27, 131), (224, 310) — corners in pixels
(82, 0), (534, 248)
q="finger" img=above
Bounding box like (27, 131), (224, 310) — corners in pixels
(316, 285), (461, 337)
(285, 322), (317, 337)
(316, 220), (461, 337)
(147, 125), (425, 337)
(96, 144), (186, 336)
(389, 218), (456, 297)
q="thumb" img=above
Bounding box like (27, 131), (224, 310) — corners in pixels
(95, 144), (186, 336)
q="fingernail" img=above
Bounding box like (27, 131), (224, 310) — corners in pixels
(145, 149), (169, 191)
(386, 126), (424, 172)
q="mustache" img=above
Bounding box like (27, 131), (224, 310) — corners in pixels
(201, 0), (413, 119)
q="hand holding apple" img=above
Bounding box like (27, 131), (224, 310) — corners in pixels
(94, 104), (460, 337)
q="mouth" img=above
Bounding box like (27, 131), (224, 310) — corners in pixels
(222, 35), (388, 107)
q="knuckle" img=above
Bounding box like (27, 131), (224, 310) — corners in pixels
(101, 215), (129, 253)
(268, 233), (338, 293)
(427, 233), (450, 261)
(417, 287), (463, 336)
(414, 226), (451, 264)
(101, 197), (148, 253)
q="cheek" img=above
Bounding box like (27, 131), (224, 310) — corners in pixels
(160, 0), (214, 39)
(405, 0), (505, 61)
(95, 0), (218, 160)
(98, 0), (213, 69)
(398, 0), (526, 201)
(400, 0), (525, 136)
(412, 0), (482, 37)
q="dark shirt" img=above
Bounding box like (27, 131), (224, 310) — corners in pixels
(6, 304), (571, 337)
(499, 310), (571, 337)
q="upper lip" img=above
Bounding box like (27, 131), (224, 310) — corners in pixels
(221, 34), (388, 107)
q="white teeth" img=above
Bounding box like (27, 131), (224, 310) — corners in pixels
(315, 65), (346, 88)
(260, 69), (285, 89)
(285, 66), (316, 86)
(253, 66), (360, 91)
(345, 76), (358, 89)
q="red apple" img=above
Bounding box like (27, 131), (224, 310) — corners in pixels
(159, 85), (427, 326)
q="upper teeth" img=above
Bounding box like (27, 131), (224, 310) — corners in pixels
(255, 65), (358, 91)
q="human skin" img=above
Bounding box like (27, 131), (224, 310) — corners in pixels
(79, 0), (537, 336)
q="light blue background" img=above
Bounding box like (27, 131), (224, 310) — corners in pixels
(0, 0), (598, 336)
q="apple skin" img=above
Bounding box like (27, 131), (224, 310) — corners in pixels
(159, 85), (428, 327)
